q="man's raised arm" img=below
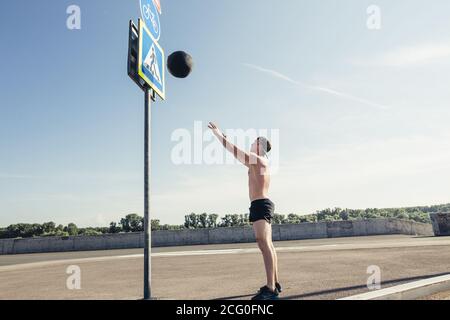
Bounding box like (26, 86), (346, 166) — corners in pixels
(208, 122), (257, 167)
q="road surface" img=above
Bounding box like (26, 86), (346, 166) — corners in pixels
(1, 235), (450, 300)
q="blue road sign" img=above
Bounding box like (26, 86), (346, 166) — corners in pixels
(138, 19), (165, 100)
(140, 0), (161, 41)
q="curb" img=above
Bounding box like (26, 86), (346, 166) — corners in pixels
(339, 274), (450, 300)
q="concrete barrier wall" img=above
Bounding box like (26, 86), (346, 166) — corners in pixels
(2, 232), (146, 255)
(0, 219), (433, 255)
(153, 229), (209, 247)
(430, 213), (450, 236)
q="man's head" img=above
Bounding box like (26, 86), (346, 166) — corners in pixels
(251, 137), (272, 156)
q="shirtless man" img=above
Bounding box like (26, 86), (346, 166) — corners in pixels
(208, 122), (281, 300)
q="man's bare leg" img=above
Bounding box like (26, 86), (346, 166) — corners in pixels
(253, 220), (276, 291)
(271, 242), (279, 284)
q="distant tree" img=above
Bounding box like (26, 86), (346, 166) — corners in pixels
(316, 209), (330, 221)
(239, 214), (249, 226)
(339, 210), (349, 221)
(0, 227), (5, 239)
(287, 213), (300, 224)
(230, 214), (240, 227)
(120, 214), (144, 232)
(31, 224), (44, 237)
(66, 223), (78, 236)
(207, 214), (219, 228)
(0, 202), (444, 239)
(109, 222), (122, 234)
(220, 215), (233, 227)
(184, 213), (199, 229)
(393, 210), (409, 220)
(184, 215), (190, 229)
(303, 215), (314, 223)
(46, 230), (69, 237)
(79, 228), (102, 236)
(95, 227), (109, 234)
(5, 224), (40, 238)
(42, 222), (56, 234)
(151, 219), (160, 231)
(4, 225), (17, 238)
(199, 213), (208, 228)
(272, 214), (286, 225)
(159, 224), (184, 230)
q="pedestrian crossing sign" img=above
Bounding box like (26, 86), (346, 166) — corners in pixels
(138, 18), (166, 100)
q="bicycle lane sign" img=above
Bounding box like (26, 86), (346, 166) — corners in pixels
(140, 0), (161, 41)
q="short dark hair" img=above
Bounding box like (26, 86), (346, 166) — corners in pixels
(257, 137), (272, 154)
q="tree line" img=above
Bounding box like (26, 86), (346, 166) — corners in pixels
(1, 203), (448, 239)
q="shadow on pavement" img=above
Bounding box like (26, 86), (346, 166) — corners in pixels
(280, 272), (450, 300)
(213, 272), (450, 300)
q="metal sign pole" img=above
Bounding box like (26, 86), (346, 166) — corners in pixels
(143, 87), (152, 300)
(129, 4), (165, 300)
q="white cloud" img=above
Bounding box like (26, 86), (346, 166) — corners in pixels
(243, 63), (390, 110)
(271, 131), (450, 213)
(355, 43), (450, 67)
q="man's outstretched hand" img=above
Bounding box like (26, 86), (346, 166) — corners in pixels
(208, 121), (218, 130)
(208, 122), (221, 136)
(208, 121), (250, 166)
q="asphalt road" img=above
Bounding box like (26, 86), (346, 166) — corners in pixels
(1, 235), (450, 300)
(420, 290), (450, 300)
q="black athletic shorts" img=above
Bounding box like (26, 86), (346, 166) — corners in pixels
(249, 199), (275, 224)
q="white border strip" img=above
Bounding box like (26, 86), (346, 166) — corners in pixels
(339, 274), (450, 300)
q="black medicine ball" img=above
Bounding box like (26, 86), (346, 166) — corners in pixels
(167, 51), (193, 78)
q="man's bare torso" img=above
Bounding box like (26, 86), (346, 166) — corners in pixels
(248, 159), (270, 202)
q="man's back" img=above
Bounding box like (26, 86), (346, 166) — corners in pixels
(248, 157), (270, 202)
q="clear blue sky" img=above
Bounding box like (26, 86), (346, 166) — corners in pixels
(1, 0), (450, 227)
